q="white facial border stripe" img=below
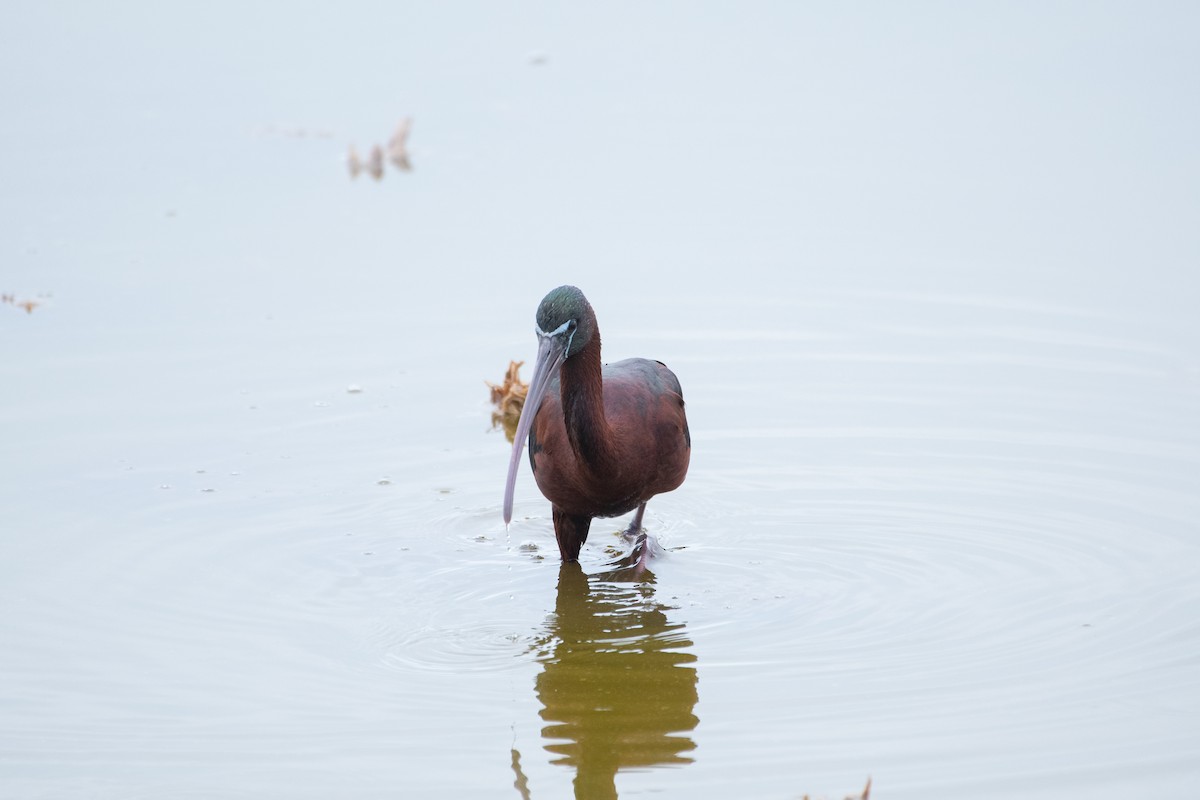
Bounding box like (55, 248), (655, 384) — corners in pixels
(535, 320), (573, 338)
(535, 319), (576, 358)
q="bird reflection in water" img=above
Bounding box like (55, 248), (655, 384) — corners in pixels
(518, 549), (698, 799)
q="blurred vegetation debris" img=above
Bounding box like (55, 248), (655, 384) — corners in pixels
(2, 292), (48, 314)
(387, 118), (413, 171)
(347, 117), (414, 181)
(800, 778), (871, 800)
(347, 145), (364, 178)
(346, 143), (382, 180)
(366, 145), (385, 180)
(487, 360), (529, 443)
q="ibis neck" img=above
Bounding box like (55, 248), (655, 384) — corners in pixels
(559, 333), (617, 475)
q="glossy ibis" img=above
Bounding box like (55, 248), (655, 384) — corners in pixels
(502, 286), (691, 562)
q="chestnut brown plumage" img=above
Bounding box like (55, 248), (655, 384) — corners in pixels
(503, 286), (690, 561)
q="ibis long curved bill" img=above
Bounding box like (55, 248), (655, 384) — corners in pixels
(503, 325), (570, 525)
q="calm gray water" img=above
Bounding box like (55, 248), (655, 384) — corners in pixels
(3, 3), (1199, 798)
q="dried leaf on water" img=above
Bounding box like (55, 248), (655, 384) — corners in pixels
(487, 360), (529, 443)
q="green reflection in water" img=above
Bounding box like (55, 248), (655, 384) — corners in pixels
(527, 557), (699, 799)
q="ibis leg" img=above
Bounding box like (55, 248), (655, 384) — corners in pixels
(552, 507), (592, 563)
(621, 501), (650, 570)
(623, 502), (648, 538)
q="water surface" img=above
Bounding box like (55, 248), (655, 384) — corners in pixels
(2, 3), (1199, 798)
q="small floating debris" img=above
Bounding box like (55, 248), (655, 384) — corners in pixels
(387, 118), (413, 171)
(348, 117), (415, 181)
(366, 144), (385, 180)
(800, 778), (871, 800)
(377, 477), (392, 486)
(347, 143), (385, 179)
(347, 384), (363, 394)
(487, 360), (529, 443)
(2, 292), (49, 314)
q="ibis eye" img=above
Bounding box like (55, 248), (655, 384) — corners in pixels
(567, 319), (577, 332)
